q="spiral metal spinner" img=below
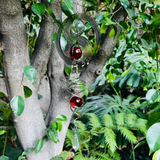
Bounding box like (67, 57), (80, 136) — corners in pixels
(56, 13), (101, 152)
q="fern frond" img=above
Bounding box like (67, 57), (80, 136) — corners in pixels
(76, 120), (88, 138)
(117, 126), (137, 143)
(108, 150), (120, 160)
(87, 113), (101, 130)
(126, 114), (137, 128)
(79, 138), (90, 153)
(91, 151), (114, 160)
(104, 128), (117, 154)
(115, 113), (125, 126)
(147, 102), (160, 114)
(136, 118), (147, 135)
(102, 114), (114, 128)
(65, 129), (74, 147)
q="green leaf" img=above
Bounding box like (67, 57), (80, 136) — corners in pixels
(152, 149), (160, 160)
(146, 123), (160, 155)
(95, 11), (107, 24)
(151, 14), (160, 27)
(10, 95), (25, 116)
(18, 156), (26, 160)
(0, 130), (6, 135)
(24, 65), (37, 84)
(121, 69), (131, 77)
(128, 19), (139, 29)
(58, 122), (62, 132)
(31, 3), (46, 19)
(35, 139), (43, 154)
(0, 155), (9, 160)
(127, 73), (140, 87)
(119, 69), (134, 88)
(42, 135), (48, 143)
(64, 67), (71, 75)
(125, 8), (138, 19)
(63, 0), (74, 15)
(0, 92), (5, 98)
(100, 23), (108, 34)
(45, 8), (61, 27)
(22, 147), (34, 156)
(23, 86), (32, 99)
(83, 0), (97, 7)
(119, 21), (128, 29)
(141, 39), (155, 52)
(48, 128), (59, 143)
(140, 13), (151, 25)
(126, 29), (137, 43)
(60, 35), (67, 51)
(61, 5), (73, 17)
(79, 86), (89, 96)
(147, 112), (160, 129)
(53, 32), (57, 45)
(56, 114), (67, 121)
(107, 72), (115, 83)
(105, 18), (116, 25)
(47, 0), (53, 5)
(146, 89), (159, 103)
(109, 28), (115, 38)
(98, 74), (106, 86)
(119, 0), (129, 8)
(51, 121), (58, 130)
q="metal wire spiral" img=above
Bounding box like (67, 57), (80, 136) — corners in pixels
(67, 65), (85, 97)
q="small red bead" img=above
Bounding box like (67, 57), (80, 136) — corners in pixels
(69, 46), (82, 60)
(70, 96), (82, 108)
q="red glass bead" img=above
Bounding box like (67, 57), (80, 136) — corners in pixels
(70, 96), (82, 108)
(69, 46), (82, 60)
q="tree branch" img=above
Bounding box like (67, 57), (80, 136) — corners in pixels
(31, 0), (60, 89)
(80, 4), (127, 88)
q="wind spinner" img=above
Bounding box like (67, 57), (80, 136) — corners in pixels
(56, 13), (101, 152)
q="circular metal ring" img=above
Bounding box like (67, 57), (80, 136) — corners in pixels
(56, 13), (101, 66)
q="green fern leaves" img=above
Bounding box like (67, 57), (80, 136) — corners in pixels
(65, 112), (147, 159)
(104, 128), (117, 153)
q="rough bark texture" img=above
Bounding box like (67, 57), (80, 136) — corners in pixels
(0, 0), (127, 159)
(0, 0), (49, 159)
(31, 0), (58, 90)
(80, 6), (127, 88)
(44, 0), (83, 156)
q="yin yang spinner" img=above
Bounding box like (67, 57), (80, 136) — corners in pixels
(56, 13), (101, 110)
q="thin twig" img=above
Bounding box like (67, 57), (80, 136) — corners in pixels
(16, 74), (24, 94)
(111, 6), (123, 19)
(44, 14), (57, 32)
(26, 13), (32, 65)
(131, 143), (135, 160)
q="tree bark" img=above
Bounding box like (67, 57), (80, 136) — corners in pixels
(80, 5), (127, 88)
(0, 0), (50, 159)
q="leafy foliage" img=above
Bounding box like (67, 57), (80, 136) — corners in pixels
(10, 95), (25, 116)
(64, 112), (147, 159)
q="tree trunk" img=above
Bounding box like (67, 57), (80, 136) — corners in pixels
(0, 0), (50, 159)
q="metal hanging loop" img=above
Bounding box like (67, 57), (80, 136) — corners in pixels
(56, 13), (101, 67)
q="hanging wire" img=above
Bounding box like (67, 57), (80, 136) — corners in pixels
(67, 64), (85, 96)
